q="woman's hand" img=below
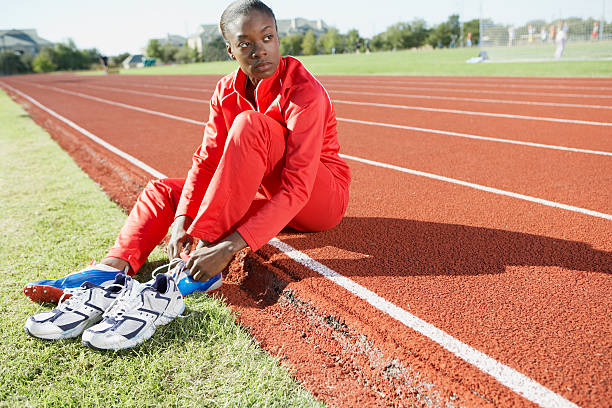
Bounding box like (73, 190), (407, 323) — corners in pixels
(167, 215), (194, 259)
(186, 232), (247, 281)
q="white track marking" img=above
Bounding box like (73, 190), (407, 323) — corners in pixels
(333, 99), (612, 127)
(9, 81), (612, 217)
(1, 82), (582, 408)
(269, 238), (580, 408)
(1, 82), (166, 179)
(337, 118), (612, 157)
(83, 84), (208, 103)
(23, 81), (205, 126)
(329, 89), (612, 110)
(340, 153), (612, 221)
(90, 81), (210, 93)
(30, 81), (611, 157)
(322, 82), (612, 99)
(323, 78), (612, 91)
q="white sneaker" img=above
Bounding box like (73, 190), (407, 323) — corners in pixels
(81, 272), (185, 350)
(24, 274), (128, 340)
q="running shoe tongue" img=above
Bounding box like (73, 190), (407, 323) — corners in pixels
(151, 273), (168, 293)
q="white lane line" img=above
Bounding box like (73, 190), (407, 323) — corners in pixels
(22, 81), (205, 126)
(329, 89), (612, 110)
(269, 238), (580, 408)
(322, 82), (612, 99)
(334, 99), (612, 127)
(85, 80), (612, 110)
(88, 80), (214, 93)
(323, 78), (612, 91)
(1, 82), (581, 408)
(337, 118), (612, 157)
(340, 153), (612, 221)
(1, 82), (166, 179)
(83, 83), (208, 103)
(35, 81), (611, 157)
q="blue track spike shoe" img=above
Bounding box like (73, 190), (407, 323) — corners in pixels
(24, 261), (125, 304)
(82, 272), (185, 351)
(24, 274), (129, 340)
(166, 258), (222, 297)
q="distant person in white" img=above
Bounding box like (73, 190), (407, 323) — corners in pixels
(554, 22), (567, 59)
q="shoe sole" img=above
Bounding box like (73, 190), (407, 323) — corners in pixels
(23, 284), (69, 304)
(24, 320), (93, 340)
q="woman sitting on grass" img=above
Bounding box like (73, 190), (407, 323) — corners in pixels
(23, 0), (351, 349)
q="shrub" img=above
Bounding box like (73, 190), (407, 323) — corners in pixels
(32, 53), (56, 73)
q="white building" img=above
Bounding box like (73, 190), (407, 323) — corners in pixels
(187, 17), (329, 53)
(0, 29), (53, 55)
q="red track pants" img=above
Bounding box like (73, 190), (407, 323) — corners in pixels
(106, 111), (348, 274)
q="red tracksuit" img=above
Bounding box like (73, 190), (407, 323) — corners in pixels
(106, 56), (351, 273)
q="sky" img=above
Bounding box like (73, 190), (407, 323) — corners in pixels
(3, 0), (609, 55)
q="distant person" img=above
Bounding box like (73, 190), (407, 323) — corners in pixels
(99, 55), (108, 74)
(540, 26), (547, 42)
(591, 22), (599, 40)
(23, 0), (351, 350)
(554, 22), (567, 59)
(466, 32), (473, 47)
(562, 21), (569, 37)
(365, 38), (371, 54)
(508, 26), (515, 46)
(528, 25), (534, 43)
(549, 24), (556, 43)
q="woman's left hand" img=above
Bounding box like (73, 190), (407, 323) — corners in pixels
(186, 232), (247, 282)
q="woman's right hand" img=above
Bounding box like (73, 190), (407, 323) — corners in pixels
(167, 215), (193, 259)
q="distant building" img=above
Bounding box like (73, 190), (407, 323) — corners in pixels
(187, 24), (222, 54)
(187, 17), (329, 53)
(0, 29), (53, 55)
(277, 18), (329, 37)
(122, 54), (146, 69)
(158, 33), (187, 47)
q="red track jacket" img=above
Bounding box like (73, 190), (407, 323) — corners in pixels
(176, 56), (351, 251)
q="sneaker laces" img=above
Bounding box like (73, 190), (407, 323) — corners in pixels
(56, 286), (91, 311)
(151, 258), (185, 280)
(152, 259), (192, 319)
(102, 276), (146, 320)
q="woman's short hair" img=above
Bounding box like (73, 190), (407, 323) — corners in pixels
(220, 0), (277, 41)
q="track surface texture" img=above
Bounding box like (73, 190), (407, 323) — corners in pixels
(2, 73), (610, 408)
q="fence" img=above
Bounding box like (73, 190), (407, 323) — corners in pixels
(479, 17), (612, 61)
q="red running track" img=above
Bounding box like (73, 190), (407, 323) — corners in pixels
(1, 73), (610, 408)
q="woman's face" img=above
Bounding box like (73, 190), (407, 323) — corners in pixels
(225, 10), (281, 85)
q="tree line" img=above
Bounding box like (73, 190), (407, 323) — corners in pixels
(0, 39), (126, 75)
(147, 14), (480, 64)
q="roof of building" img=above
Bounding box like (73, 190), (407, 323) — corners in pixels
(0, 29), (53, 49)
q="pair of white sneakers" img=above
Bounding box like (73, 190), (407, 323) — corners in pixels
(25, 260), (188, 351)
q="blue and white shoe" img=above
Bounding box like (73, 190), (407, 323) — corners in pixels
(24, 261), (125, 304)
(81, 272), (185, 350)
(167, 258), (222, 297)
(24, 274), (128, 340)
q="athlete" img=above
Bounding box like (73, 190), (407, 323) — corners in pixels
(24, 0), (351, 303)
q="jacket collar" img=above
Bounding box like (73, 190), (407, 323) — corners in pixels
(233, 56), (285, 110)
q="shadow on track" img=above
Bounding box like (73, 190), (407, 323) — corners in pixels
(224, 216), (610, 308)
(280, 216), (611, 277)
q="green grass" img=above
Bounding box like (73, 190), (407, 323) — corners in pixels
(83, 45), (612, 77)
(0, 89), (323, 408)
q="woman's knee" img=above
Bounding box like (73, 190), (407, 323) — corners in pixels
(232, 111), (266, 138)
(141, 178), (183, 207)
